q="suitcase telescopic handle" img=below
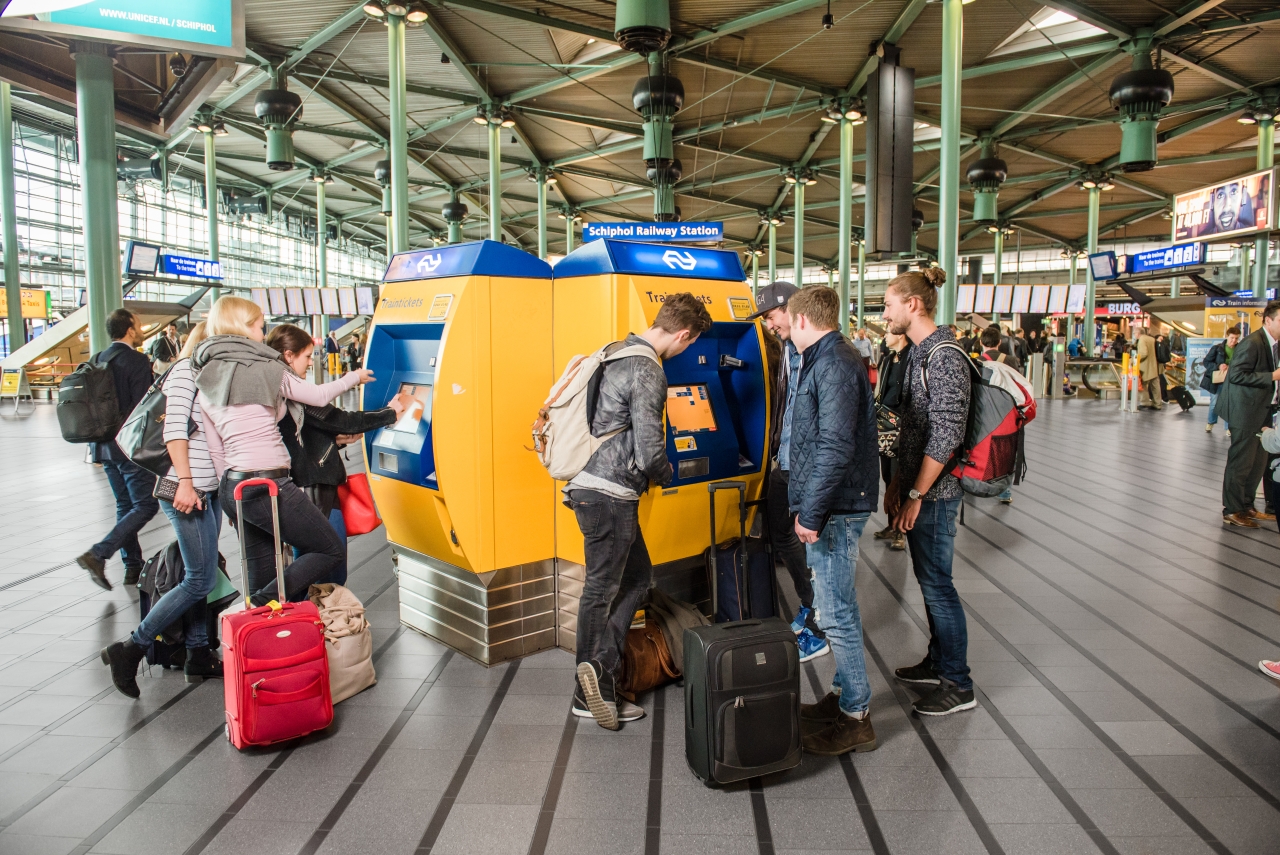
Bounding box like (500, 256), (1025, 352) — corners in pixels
(707, 481), (748, 618)
(232, 478), (287, 609)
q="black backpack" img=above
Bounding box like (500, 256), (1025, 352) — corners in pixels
(56, 349), (125, 444)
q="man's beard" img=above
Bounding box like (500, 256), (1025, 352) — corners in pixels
(887, 318), (910, 335)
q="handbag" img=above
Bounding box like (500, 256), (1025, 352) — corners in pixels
(336, 473), (381, 536)
(875, 402), (901, 458)
(617, 618), (680, 700)
(117, 368), (194, 478)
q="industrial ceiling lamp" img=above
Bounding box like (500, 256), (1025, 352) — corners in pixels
(634, 51), (684, 222)
(212, 120), (228, 137)
(804, 171), (818, 186)
(843, 100), (865, 123)
(500, 110), (516, 129)
(614, 0), (672, 55)
(1097, 176), (1115, 191)
(374, 159), (392, 215)
(384, 1), (409, 16)
(168, 53), (187, 78)
(1239, 109), (1257, 125)
(1108, 42), (1174, 172)
(967, 140), (1007, 225)
(822, 0), (834, 29)
(545, 173), (558, 185)
(362, 1), (386, 19)
(192, 114), (214, 134)
(405, 1), (428, 23)
(255, 76), (303, 171)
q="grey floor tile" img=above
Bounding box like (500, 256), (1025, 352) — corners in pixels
(201, 819), (317, 855)
(961, 777), (1075, 824)
(0, 832), (81, 855)
(431, 802), (540, 855)
(6, 785), (138, 839)
(454, 758), (553, 805)
(873, 809), (987, 855)
(1095, 721), (1203, 756)
(765, 796), (871, 850)
(543, 816), (645, 855)
(932, 738), (1039, 778)
(397, 714), (481, 750)
(315, 784), (439, 855)
(989, 823), (1105, 855)
(658, 834), (758, 855)
(1179, 797), (1280, 855)
(554, 772), (650, 821)
(361, 747), (462, 792)
(89, 800), (226, 855)
(1002, 715), (1099, 750)
(475, 723), (567, 763)
(659, 784), (755, 836)
(856, 765), (959, 811)
(1108, 836), (1215, 855)
(0, 693), (88, 727)
(566, 732), (651, 773)
(1068, 788), (1197, 837)
(1133, 755), (1257, 799)
(1065, 691), (1163, 723)
(0, 733), (111, 776)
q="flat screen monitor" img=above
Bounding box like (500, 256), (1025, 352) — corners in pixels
(249, 288), (269, 315)
(1066, 284), (1087, 313)
(994, 285), (1013, 314)
(320, 288), (340, 315)
(667, 385), (718, 434)
(389, 382), (432, 433)
(955, 284), (975, 314)
(1089, 251), (1119, 281)
(1011, 285), (1031, 314)
(285, 288), (305, 316)
(267, 288), (287, 316)
(1048, 285), (1068, 314)
(302, 288), (322, 315)
(975, 285), (994, 314)
(123, 241), (160, 276)
(355, 286), (375, 315)
(338, 289), (357, 316)
(1030, 286), (1050, 314)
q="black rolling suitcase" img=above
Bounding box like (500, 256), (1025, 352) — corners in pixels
(684, 481), (801, 786)
(703, 483), (776, 622)
(1167, 385), (1196, 412)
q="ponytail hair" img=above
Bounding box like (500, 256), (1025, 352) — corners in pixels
(886, 267), (947, 316)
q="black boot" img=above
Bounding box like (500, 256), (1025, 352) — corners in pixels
(100, 639), (146, 698)
(123, 565), (141, 587)
(184, 647), (223, 683)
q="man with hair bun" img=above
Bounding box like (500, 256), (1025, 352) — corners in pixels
(881, 268), (977, 717)
(784, 285), (880, 755)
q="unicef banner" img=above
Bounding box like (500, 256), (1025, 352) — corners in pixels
(1184, 337), (1213, 403)
(1, 1), (242, 56)
(582, 222), (723, 243)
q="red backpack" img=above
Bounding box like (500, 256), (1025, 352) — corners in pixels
(924, 341), (1036, 498)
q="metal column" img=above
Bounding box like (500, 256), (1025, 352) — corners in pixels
(992, 228), (1003, 324)
(316, 178), (328, 292)
(768, 223), (777, 282)
(488, 121), (502, 241)
(1084, 186), (1101, 357)
(387, 13), (409, 254)
(73, 42), (121, 354)
(1255, 116), (1274, 299)
(751, 252), (759, 296)
(838, 117), (853, 335)
(565, 214), (574, 255)
(204, 129), (220, 303)
(856, 240), (866, 331)
(537, 174), (548, 260)
(793, 181), (804, 287)
(936, 0), (963, 324)
(1, 83), (22, 353)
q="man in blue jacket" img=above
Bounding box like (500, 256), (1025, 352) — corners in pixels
(785, 286), (880, 755)
(76, 309), (159, 590)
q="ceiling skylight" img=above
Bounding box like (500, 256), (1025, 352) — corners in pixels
(987, 7), (1108, 59)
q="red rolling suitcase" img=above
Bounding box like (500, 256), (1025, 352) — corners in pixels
(222, 478), (333, 749)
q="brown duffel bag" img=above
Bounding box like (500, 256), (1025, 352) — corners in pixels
(617, 618), (680, 699)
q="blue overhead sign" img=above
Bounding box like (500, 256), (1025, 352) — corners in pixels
(1088, 251), (1119, 281)
(1129, 242), (1204, 275)
(582, 222), (724, 243)
(160, 253), (222, 280)
(554, 238), (745, 282)
(383, 240), (551, 282)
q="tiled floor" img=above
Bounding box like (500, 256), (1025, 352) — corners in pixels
(1, 398), (1279, 855)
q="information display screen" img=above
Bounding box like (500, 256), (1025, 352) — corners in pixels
(667, 385), (718, 434)
(1030, 286), (1050, 314)
(994, 285), (1013, 314)
(124, 241), (160, 275)
(975, 285), (994, 313)
(355, 286), (375, 315)
(320, 289), (339, 315)
(267, 288), (286, 315)
(389, 382), (432, 433)
(1011, 285), (1031, 314)
(249, 288), (269, 315)
(955, 284), (975, 314)
(338, 289), (357, 316)
(302, 288), (322, 316)
(1048, 285), (1068, 314)
(285, 288), (305, 316)
(1066, 284), (1087, 313)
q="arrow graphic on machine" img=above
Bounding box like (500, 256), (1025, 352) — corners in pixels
(662, 250), (697, 271)
(417, 253), (443, 274)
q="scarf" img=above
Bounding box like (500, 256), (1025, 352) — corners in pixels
(192, 335), (304, 440)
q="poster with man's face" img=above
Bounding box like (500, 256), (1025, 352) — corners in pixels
(1175, 169), (1273, 241)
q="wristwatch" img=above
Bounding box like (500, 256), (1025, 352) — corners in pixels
(908, 488), (923, 501)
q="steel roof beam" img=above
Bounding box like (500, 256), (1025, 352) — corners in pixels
(915, 40), (1121, 89)
(673, 54), (839, 97)
(433, 0), (615, 42)
(1162, 8), (1280, 40)
(1037, 2), (1133, 39)
(292, 68), (480, 105)
(1160, 45), (1257, 95)
(1155, 1), (1230, 37)
(991, 51), (1125, 137)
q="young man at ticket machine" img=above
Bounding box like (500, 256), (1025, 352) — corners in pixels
(570, 293), (714, 731)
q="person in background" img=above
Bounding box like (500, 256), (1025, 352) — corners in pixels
(979, 327), (1016, 505)
(873, 330), (910, 550)
(1067, 334), (1084, 359)
(193, 296), (373, 604)
(76, 309), (159, 590)
(957, 327), (975, 356)
(852, 327), (874, 367)
(100, 323), (223, 697)
(1135, 326), (1163, 411)
(1217, 301), (1280, 529)
(1011, 329), (1030, 370)
(1203, 325), (1240, 434)
(344, 335), (363, 375)
(1111, 331), (1128, 361)
(784, 286), (879, 756)
(149, 322), (181, 375)
(266, 324), (409, 585)
(1155, 333), (1172, 402)
(325, 330), (341, 378)
(883, 267), (976, 717)
(750, 281), (830, 662)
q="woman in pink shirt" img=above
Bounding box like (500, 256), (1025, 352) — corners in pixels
(193, 296), (372, 605)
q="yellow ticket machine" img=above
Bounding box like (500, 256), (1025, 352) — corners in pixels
(363, 240), (556, 664)
(551, 240), (770, 651)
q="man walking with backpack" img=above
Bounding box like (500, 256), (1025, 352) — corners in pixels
(76, 309), (159, 590)
(782, 286), (880, 755)
(882, 269), (976, 717)
(569, 293), (712, 730)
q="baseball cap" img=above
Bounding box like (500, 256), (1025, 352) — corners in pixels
(746, 281), (799, 320)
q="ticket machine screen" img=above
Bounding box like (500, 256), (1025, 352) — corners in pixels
(389, 382), (432, 433)
(667, 385), (718, 434)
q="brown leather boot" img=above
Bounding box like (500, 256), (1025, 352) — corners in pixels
(802, 712), (878, 755)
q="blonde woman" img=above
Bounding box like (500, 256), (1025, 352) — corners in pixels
(101, 322), (226, 698)
(192, 296), (372, 607)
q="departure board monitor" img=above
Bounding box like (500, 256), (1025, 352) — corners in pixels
(389, 382), (432, 433)
(667, 385), (718, 434)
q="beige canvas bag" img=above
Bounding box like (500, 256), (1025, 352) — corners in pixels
(308, 583), (377, 703)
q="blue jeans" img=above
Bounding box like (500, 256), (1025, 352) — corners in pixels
(905, 497), (971, 690)
(133, 494), (222, 649)
(805, 513), (871, 715)
(93, 458), (159, 570)
(1207, 391), (1226, 427)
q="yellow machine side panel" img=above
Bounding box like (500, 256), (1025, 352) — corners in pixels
(487, 276), (556, 570)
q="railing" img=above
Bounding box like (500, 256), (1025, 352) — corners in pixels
(1066, 360), (1124, 394)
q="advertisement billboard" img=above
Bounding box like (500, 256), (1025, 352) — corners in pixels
(1173, 168), (1274, 242)
(1, 1), (244, 57)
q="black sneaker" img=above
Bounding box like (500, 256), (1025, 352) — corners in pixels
(77, 552), (111, 591)
(894, 656), (941, 686)
(575, 659), (619, 731)
(913, 680), (977, 717)
(100, 638), (146, 698)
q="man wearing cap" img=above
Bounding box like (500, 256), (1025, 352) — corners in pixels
(749, 282), (829, 663)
